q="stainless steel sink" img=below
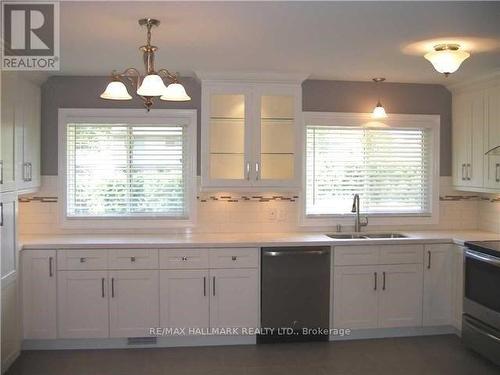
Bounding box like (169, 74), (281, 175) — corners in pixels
(364, 233), (407, 239)
(327, 233), (407, 239)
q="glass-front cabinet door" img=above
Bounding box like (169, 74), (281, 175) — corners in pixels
(202, 85), (253, 187)
(201, 82), (300, 189)
(254, 85), (299, 187)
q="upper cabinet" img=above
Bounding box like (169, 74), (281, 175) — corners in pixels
(0, 72), (41, 193)
(200, 76), (303, 190)
(451, 75), (500, 193)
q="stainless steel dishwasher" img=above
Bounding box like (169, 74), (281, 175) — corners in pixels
(259, 246), (331, 343)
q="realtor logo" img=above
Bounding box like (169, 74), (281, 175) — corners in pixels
(2, 1), (60, 70)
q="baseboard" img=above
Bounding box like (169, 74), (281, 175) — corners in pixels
(330, 325), (459, 341)
(22, 335), (256, 350)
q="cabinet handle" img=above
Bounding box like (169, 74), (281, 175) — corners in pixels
(203, 277), (206, 297)
(80, 257), (86, 263)
(49, 256), (54, 277)
(181, 256), (188, 261)
(495, 163), (500, 182)
(130, 256), (136, 262)
(101, 278), (105, 298)
(427, 251), (432, 269)
(0, 203), (3, 227)
(467, 164), (472, 180)
(374, 272), (377, 291)
(231, 256), (237, 261)
(255, 162), (260, 180)
(111, 277), (115, 298)
(461, 164), (466, 180)
(382, 271), (386, 291)
(22, 162), (27, 182)
(28, 162), (33, 182)
(0, 160), (3, 184)
(246, 162), (250, 180)
(212, 276), (216, 296)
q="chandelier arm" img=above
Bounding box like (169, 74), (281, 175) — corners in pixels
(157, 68), (178, 83)
(115, 68), (142, 90)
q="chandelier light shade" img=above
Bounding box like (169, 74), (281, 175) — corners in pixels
(424, 44), (470, 77)
(161, 83), (191, 101)
(100, 18), (191, 111)
(100, 80), (132, 100)
(371, 78), (388, 119)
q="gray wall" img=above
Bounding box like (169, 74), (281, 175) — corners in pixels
(41, 77), (451, 176)
(303, 80), (452, 176)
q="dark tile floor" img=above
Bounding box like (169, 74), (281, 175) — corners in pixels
(5, 335), (499, 375)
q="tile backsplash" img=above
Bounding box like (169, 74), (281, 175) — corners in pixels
(18, 176), (499, 235)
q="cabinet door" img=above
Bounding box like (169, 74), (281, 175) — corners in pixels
(1, 278), (21, 371)
(253, 84), (300, 187)
(1, 192), (17, 282)
(468, 92), (484, 187)
(484, 85), (500, 189)
(57, 270), (109, 338)
(209, 268), (259, 329)
(160, 270), (209, 331)
(18, 79), (41, 191)
(1, 72), (17, 192)
(333, 266), (379, 329)
(109, 270), (159, 338)
(22, 250), (57, 339)
(378, 264), (423, 328)
(202, 85), (253, 187)
(423, 245), (452, 326)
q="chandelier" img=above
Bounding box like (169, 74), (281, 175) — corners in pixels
(100, 18), (191, 111)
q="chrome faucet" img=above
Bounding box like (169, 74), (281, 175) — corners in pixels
(351, 194), (368, 232)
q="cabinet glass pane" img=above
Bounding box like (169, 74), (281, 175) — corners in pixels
(209, 94), (245, 180)
(260, 95), (294, 180)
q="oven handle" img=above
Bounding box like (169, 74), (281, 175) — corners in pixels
(465, 249), (500, 268)
(463, 315), (500, 344)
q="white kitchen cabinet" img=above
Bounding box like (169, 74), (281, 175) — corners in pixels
(452, 245), (465, 331)
(1, 192), (17, 282)
(160, 270), (209, 330)
(1, 73), (17, 192)
(484, 85), (500, 189)
(108, 270), (159, 338)
(1, 278), (21, 372)
(200, 79), (302, 190)
(333, 266), (379, 329)
(22, 250), (57, 339)
(452, 90), (484, 188)
(378, 264), (423, 328)
(57, 270), (109, 338)
(209, 268), (259, 329)
(0, 73), (41, 193)
(423, 244), (453, 327)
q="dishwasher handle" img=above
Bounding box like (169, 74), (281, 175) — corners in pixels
(263, 249), (329, 257)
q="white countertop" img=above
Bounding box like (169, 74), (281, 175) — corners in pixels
(19, 230), (500, 250)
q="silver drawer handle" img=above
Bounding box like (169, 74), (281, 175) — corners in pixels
(80, 257), (87, 263)
(231, 256), (237, 261)
(495, 163), (500, 182)
(130, 256), (136, 262)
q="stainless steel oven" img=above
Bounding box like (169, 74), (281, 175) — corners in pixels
(463, 241), (500, 366)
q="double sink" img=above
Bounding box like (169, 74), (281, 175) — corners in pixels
(327, 233), (408, 240)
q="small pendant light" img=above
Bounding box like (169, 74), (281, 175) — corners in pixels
(372, 78), (387, 119)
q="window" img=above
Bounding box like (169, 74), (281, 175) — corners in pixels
(302, 112), (439, 225)
(59, 109), (196, 228)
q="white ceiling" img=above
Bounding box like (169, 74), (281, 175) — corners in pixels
(57, 1), (500, 84)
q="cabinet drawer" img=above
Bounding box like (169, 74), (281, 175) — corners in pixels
(160, 249), (209, 269)
(208, 248), (259, 268)
(334, 246), (379, 266)
(108, 249), (158, 269)
(379, 245), (423, 264)
(57, 250), (108, 270)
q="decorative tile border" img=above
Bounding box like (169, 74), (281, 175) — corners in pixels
(439, 195), (500, 202)
(19, 196), (58, 203)
(197, 194), (299, 203)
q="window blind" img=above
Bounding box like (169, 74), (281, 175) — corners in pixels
(306, 126), (432, 216)
(66, 124), (187, 218)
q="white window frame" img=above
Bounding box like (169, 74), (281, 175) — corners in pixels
(58, 108), (197, 229)
(300, 112), (440, 227)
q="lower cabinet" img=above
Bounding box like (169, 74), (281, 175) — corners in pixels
(209, 268), (259, 329)
(109, 270), (159, 338)
(58, 270), (109, 338)
(423, 244), (453, 326)
(22, 250), (57, 339)
(160, 270), (210, 330)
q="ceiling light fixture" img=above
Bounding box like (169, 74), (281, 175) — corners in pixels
(100, 18), (191, 111)
(372, 78), (387, 119)
(424, 44), (470, 77)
